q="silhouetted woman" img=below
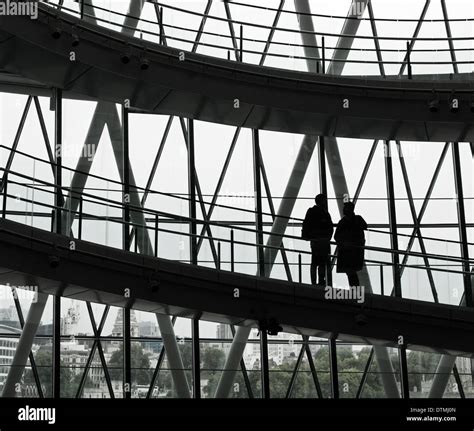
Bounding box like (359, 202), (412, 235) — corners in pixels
(335, 201), (367, 287)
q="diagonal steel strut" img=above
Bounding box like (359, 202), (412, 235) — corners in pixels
(216, 0), (400, 399)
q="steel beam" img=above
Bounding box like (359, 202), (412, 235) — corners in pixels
(188, 119), (198, 266)
(217, 0), (398, 398)
(223, 0), (241, 61)
(179, 118), (218, 265)
(294, 0), (400, 398)
(305, 339), (323, 398)
(398, 0), (431, 76)
(2, 293), (48, 397)
(329, 338), (339, 399)
(230, 325), (254, 398)
(156, 314), (191, 398)
(319, 137), (331, 285)
(367, 1), (385, 77)
(191, 0), (212, 54)
(286, 344), (304, 398)
(9, 287), (43, 398)
(440, 0), (458, 74)
(253, 129), (269, 398)
(452, 142), (472, 307)
(106, 107), (191, 397)
(52, 87), (62, 399)
(452, 364), (465, 399)
(195, 127), (240, 254)
(122, 104), (132, 399)
(0, 96), (32, 192)
(59, 1), (189, 397)
(214, 326), (251, 398)
(428, 270), (474, 398)
(259, 0), (285, 66)
(260, 328), (270, 399)
(384, 141), (402, 298)
(397, 141), (439, 303)
(253, 129), (265, 277)
(188, 119), (201, 398)
(76, 304), (113, 398)
(147, 316), (177, 399)
(123, 308), (131, 399)
(356, 348), (374, 398)
(259, 149), (293, 282)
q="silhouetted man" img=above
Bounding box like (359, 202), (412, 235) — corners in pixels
(302, 194), (333, 286)
(335, 201), (367, 287)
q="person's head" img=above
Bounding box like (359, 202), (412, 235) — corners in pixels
(315, 194), (327, 208)
(343, 201), (355, 216)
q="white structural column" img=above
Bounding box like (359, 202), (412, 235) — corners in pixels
(156, 314), (191, 398)
(428, 269), (473, 398)
(2, 293), (48, 397)
(217, 0), (399, 399)
(5, 0), (190, 398)
(294, 0), (399, 399)
(86, 0), (191, 398)
(106, 95), (191, 398)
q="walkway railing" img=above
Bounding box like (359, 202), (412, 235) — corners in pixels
(0, 144), (471, 307)
(40, 0), (474, 75)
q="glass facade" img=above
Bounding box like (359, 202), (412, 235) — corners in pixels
(0, 0), (472, 401)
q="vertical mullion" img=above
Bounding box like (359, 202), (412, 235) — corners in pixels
(122, 104), (130, 252)
(329, 338), (339, 399)
(452, 142), (472, 307)
(384, 141), (402, 298)
(123, 309), (131, 399)
(52, 88), (62, 399)
(122, 104), (131, 399)
(192, 319), (201, 399)
(440, 0), (458, 74)
(260, 329), (270, 399)
(367, 1), (385, 77)
(188, 118), (200, 398)
(253, 128), (269, 398)
(188, 119), (197, 265)
(398, 343), (410, 399)
(253, 129), (265, 277)
(259, 0), (285, 66)
(319, 137), (331, 286)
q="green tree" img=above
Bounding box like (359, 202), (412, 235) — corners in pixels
(108, 343), (151, 386)
(23, 347), (80, 398)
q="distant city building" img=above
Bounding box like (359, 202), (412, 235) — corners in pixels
(244, 329), (300, 367)
(0, 324), (21, 392)
(0, 306), (20, 330)
(216, 323), (233, 340)
(138, 320), (161, 353)
(112, 309), (139, 338)
(61, 341), (89, 375)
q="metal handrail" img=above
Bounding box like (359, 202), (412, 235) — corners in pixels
(1, 144), (472, 248)
(229, 1), (474, 23)
(40, 1), (474, 71)
(2, 168), (472, 272)
(62, 1), (474, 53)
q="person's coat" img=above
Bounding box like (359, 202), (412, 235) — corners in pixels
(334, 214), (367, 272)
(302, 205), (334, 255)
